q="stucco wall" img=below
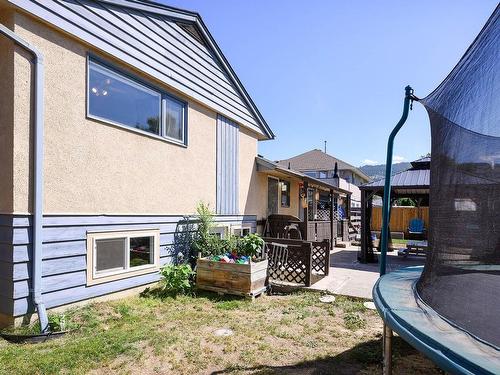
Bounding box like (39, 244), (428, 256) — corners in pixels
(9, 11), (261, 215)
(239, 127), (260, 216)
(339, 179), (361, 203)
(0, 8), (15, 214)
(279, 178), (300, 218)
(250, 170), (301, 221)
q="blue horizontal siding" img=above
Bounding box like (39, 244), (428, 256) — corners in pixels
(0, 213), (256, 316)
(13, 272), (163, 316)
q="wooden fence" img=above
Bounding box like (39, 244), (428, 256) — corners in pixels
(371, 206), (429, 233)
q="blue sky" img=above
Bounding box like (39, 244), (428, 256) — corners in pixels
(163, 0), (497, 166)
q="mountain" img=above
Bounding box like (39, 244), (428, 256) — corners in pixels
(359, 162), (411, 181)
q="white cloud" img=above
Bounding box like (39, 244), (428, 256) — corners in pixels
(362, 159), (379, 166)
(393, 155), (406, 163)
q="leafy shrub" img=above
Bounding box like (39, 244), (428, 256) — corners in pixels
(158, 264), (195, 297)
(238, 233), (264, 258)
(48, 313), (68, 331)
(192, 202), (219, 258)
(190, 202), (265, 260)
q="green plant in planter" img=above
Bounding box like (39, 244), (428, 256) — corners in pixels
(192, 202), (219, 258)
(158, 264), (195, 297)
(238, 233), (264, 259)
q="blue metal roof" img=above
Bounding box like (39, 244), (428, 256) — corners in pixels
(363, 169), (430, 189)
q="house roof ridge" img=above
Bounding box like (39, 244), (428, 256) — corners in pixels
(278, 149), (370, 181)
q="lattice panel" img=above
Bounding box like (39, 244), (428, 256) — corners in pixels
(311, 242), (328, 275)
(265, 243), (308, 285)
(316, 209), (330, 221)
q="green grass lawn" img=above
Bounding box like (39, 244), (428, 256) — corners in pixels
(0, 291), (440, 374)
(391, 239), (409, 245)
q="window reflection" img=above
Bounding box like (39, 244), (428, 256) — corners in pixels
(89, 61), (161, 135)
(165, 98), (184, 140)
(129, 236), (154, 268)
(88, 59), (186, 143)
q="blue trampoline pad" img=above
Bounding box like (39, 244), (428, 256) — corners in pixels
(373, 266), (500, 375)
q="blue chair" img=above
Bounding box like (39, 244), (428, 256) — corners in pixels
(408, 218), (425, 239)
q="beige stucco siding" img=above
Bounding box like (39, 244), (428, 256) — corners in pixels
(0, 8), (15, 213)
(239, 127), (260, 216)
(251, 170), (302, 221)
(279, 178), (300, 217)
(6, 11), (261, 215)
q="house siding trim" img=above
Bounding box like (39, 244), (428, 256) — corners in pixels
(216, 115), (239, 215)
(0, 213), (256, 317)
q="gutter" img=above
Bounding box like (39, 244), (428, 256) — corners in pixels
(0, 24), (49, 332)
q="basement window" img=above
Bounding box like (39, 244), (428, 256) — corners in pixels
(210, 226), (228, 239)
(87, 229), (160, 285)
(87, 57), (187, 145)
(231, 225), (252, 237)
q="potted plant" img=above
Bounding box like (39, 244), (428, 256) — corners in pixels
(193, 203), (268, 298)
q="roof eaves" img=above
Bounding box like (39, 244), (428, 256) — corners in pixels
(256, 157), (351, 195)
(97, 0), (199, 21)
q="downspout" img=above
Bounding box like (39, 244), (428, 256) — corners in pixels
(379, 86), (416, 276)
(0, 24), (49, 332)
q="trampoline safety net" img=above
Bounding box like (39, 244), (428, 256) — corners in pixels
(417, 5), (500, 348)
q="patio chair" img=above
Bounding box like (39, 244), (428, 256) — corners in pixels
(408, 218), (425, 239)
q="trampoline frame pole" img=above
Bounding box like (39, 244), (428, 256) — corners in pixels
(380, 85), (413, 276)
(383, 323), (393, 375)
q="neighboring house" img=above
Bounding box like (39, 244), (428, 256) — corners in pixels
(278, 149), (371, 207)
(254, 156), (352, 244)
(0, 0), (274, 326)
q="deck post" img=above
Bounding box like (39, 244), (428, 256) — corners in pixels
(383, 323), (393, 375)
(360, 190), (367, 263)
(329, 189), (334, 249)
(303, 180), (309, 240)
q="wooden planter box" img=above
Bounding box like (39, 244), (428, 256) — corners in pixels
(196, 258), (268, 298)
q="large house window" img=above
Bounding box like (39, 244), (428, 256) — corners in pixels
(88, 57), (187, 145)
(281, 180), (290, 207)
(87, 229), (160, 285)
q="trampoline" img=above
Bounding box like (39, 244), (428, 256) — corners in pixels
(374, 5), (500, 374)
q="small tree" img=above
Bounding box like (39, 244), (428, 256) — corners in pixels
(396, 198), (416, 207)
(191, 202), (221, 257)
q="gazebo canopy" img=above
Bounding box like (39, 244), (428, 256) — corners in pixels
(359, 158), (430, 263)
(360, 157), (430, 197)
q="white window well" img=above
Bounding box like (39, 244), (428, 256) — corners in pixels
(87, 229), (160, 285)
(87, 57), (187, 145)
(231, 225), (252, 237)
(210, 226), (229, 239)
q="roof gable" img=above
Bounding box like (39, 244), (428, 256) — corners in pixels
(279, 149), (370, 181)
(8, 0), (274, 139)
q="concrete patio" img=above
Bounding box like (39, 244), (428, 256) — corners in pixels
(309, 245), (426, 299)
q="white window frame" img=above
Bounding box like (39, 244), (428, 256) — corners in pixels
(231, 224), (253, 237)
(86, 55), (188, 147)
(86, 229), (160, 286)
(280, 180), (291, 208)
(210, 225), (229, 238)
